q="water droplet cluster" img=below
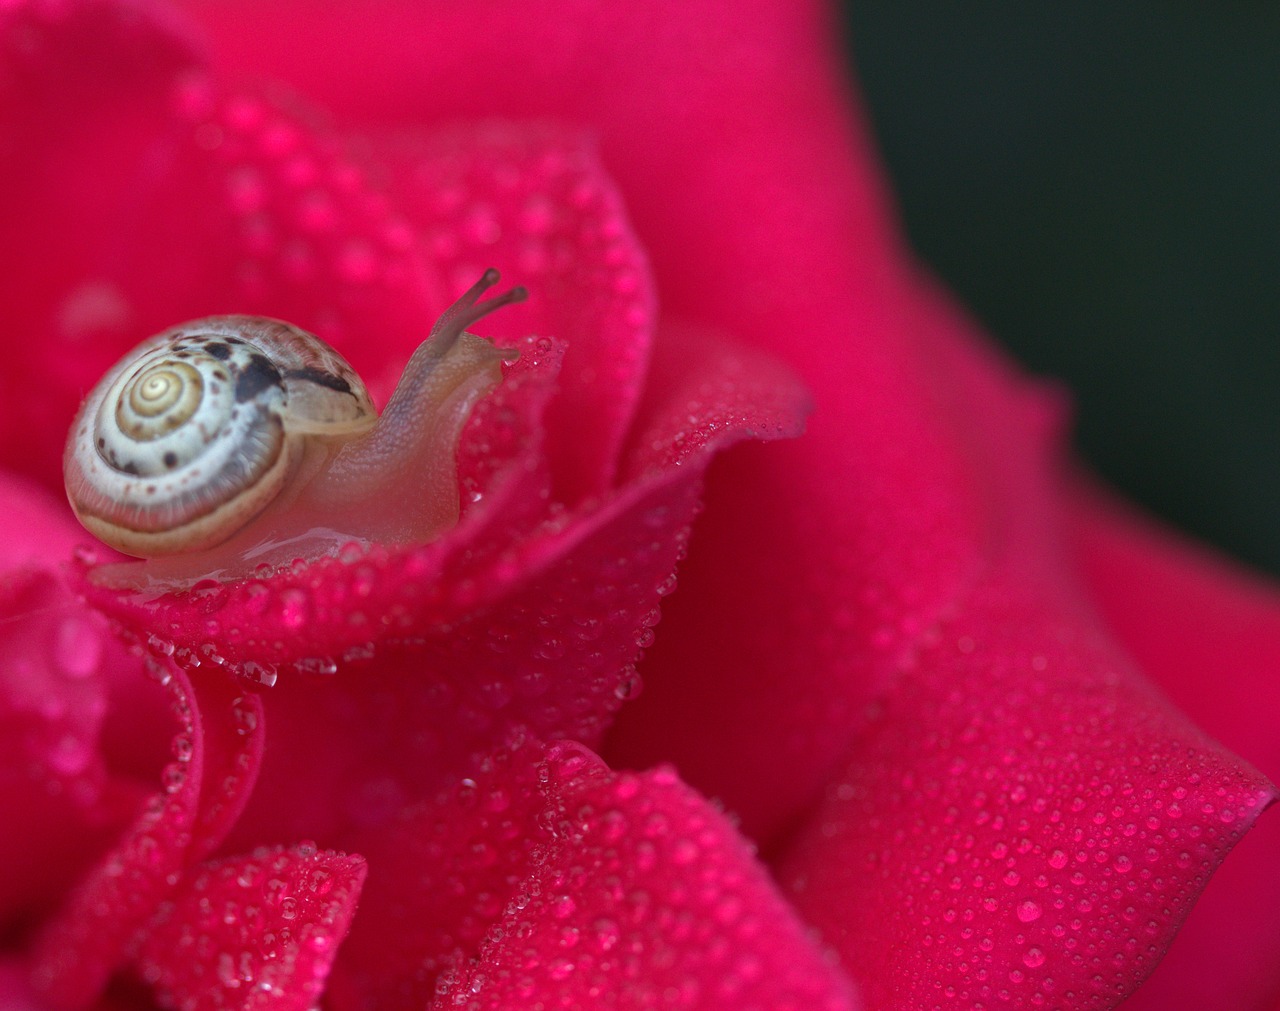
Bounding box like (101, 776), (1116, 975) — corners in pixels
(30, 659), (201, 1006)
(135, 843), (366, 1010)
(29, 654), (265, 1008)
(430, 744), (857, 1010)
(0, 570), (112, 798)
(781, 571), (1275, 1010)
(332, 745), (553, 1008)
(180, 470), (708, 842)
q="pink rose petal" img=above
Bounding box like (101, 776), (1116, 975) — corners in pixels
(435, 742), (859, 1011)
(31, 666), (264, 1007)
(326, 745), (552, 1010)
(0, 566), (117, 920)
(619, 321), (812, 479)
(776, 301), (1277, 1010)
(0, 476), (151, 924)
(1067, 480), (1280, 1011)
(135, 844), (365, 1011)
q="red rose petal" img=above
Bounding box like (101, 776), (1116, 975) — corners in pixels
(135, 844), (365, 1011)
(1067, 480), (1280, 1011)
(0, 567), (116, 921)
(0, 960), (44, 1010)
(0, 474), (90, 569)
(0, 0), (194, 488)
(217, 467), (704, 847)
(31, 666), (263, 1007)
(433, 742), (859, 1011)
(325, 745), (551, 1010)
(776, 304), (1277, 1010)
(381, 124), (656, 504)
(0, 476), (149, 923)
(619, 321), (812, 479)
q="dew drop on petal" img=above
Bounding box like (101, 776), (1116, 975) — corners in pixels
(231, 696), (259, 735)
(238, 661), (278, 688)
(53, 616), (102, 679)
(278, 588), (311, 630)
(1017, 900), (1043, 923)
(48, 733), (92, 775)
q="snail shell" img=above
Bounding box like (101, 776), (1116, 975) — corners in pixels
(64, 270), (523, 582)
(65, 317), (376, 557)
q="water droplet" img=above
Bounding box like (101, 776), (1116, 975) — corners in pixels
(48, 733), (91, 775)
(278, 588), (312, 630)
(239, 660), (278, 688)
(1023, 947), (1046, 968)
(190, 580), (229, 614)
(144, 656), (173, 685)
(231, 696), (259, 735)
(72, 544), (100, 567)
(54, 616), (102, 679)
(338, 541), (367, 564)
(547, 958), (575, 981)
(1017, 900), (1043, 923)
(172, 734), (194, 762)
(342, 643), (376, 663)
(614, 674), (642, 700)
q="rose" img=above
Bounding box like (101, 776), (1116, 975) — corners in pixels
(2, 2), (1278, 1010)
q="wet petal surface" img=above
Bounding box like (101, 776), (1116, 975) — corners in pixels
(777, 300), (1277, 1010)
(437, 743), (860, 1011)
(135, 844), (365, 1011)
(32, 666), (264, 1007)
(0, 478), (143, 926)
(1069, 481), (1280, 1011)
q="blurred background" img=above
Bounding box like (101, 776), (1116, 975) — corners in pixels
(842, 2), (1279, 576)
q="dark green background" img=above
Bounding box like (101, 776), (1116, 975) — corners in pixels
(843, 4), (1279, 575)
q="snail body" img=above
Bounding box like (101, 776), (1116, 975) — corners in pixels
(64, 270), (523, 586)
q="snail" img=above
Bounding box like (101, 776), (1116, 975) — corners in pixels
(64, 269), (525, 588)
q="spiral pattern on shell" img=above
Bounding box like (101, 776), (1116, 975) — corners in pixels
(115, 359), (205, 440)
(64, 316), (376, 558)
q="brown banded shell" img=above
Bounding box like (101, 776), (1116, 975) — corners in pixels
(63, 316), (377, 558)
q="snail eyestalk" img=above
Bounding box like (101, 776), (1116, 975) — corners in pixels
(427, 268), (528, 359)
